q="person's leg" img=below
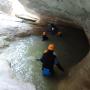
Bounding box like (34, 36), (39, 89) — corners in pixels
(42, 68), (54, 77)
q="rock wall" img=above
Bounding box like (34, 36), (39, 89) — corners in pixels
(19, 0), (90, 40)
(0, 0), (90, 40)
(0, 0), (12, 14)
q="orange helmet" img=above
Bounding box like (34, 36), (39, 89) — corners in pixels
(48, 43), (55, 51)
(56, 32), (62, 36)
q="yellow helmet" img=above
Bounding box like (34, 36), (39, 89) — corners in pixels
(48, 43), (55, 51)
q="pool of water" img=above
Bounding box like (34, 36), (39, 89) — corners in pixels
(1, 28), (89, 90)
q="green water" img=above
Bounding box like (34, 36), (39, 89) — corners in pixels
(3, 35), (63, 90)
(2, 28), (89, 90)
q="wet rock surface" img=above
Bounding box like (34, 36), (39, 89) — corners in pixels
(0, 0), (12, 14)
(58, 51), (90, 90)
(0, 12), (33, 37)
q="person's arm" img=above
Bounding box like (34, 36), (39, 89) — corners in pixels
(40, 53), (46, 63)
(56, 63), (64, 72)
(40, 55), (44, 63)
(54, 58), (64, 72)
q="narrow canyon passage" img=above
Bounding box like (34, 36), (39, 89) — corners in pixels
(0, 21), (89, 90)
(0, 0), (90, 89)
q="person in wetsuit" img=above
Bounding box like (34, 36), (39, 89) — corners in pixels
(40, 44), (64, 76)
(42, 32), (48, 41)
(47, 23), (58, 35)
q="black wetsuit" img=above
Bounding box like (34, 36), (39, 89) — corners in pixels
(42, 35), (48, 41)
(40, 50), (64, 74)
(47, 23), (58, 35)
